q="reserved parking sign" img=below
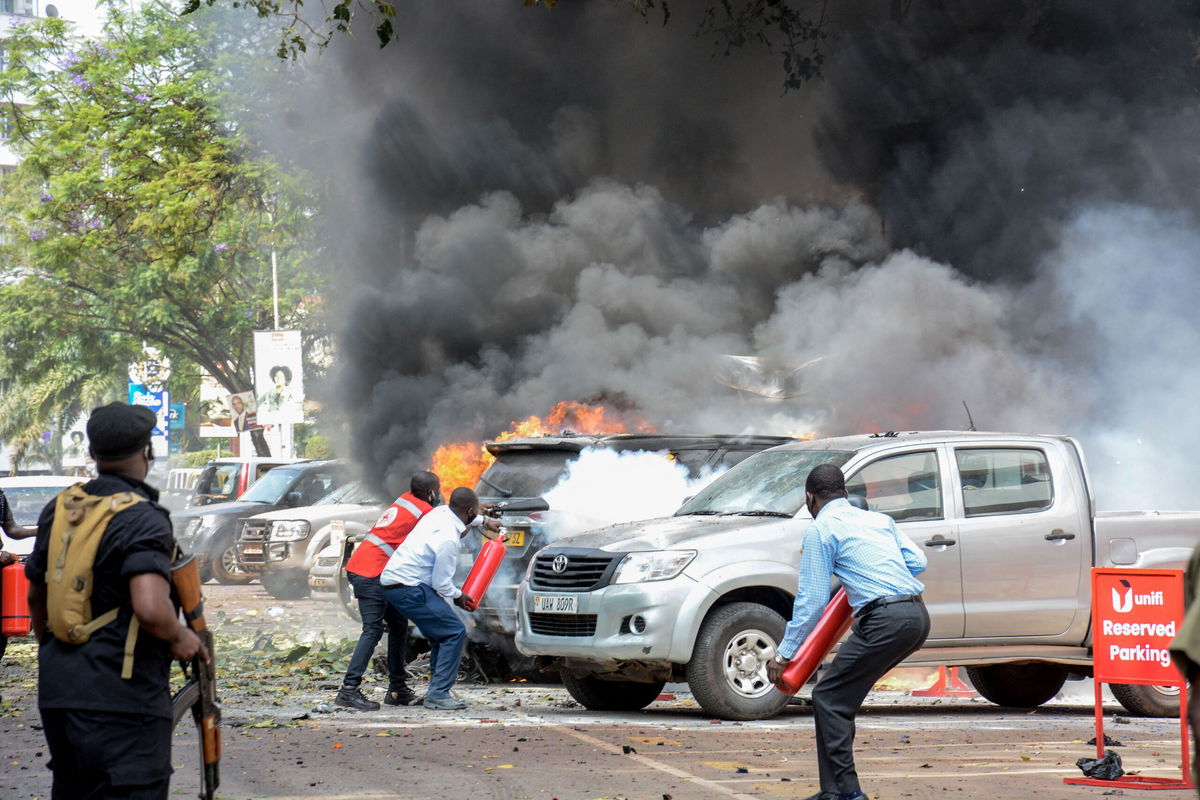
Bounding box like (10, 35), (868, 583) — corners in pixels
(1092, 568), (1184, 685)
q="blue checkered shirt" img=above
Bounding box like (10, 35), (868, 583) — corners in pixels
(777, 497), (927, 660)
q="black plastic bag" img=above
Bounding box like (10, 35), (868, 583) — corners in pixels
(1076, 750), (1124, 781)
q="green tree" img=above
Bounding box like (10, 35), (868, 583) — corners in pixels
(0, 1), (324, 456)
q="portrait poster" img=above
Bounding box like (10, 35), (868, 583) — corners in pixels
(227, 390), (261, 433)
(254, 330), (304, 425)
(61, 414), (89, 467)
(198, 372), (234, 438)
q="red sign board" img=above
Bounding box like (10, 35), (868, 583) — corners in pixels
(1092, 568), (1185, 685)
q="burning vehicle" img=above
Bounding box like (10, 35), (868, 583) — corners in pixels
(463, 433), (798, 640)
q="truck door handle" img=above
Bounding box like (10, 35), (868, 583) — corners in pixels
(1044, 530), (1076, 542)
(924, 537), (957, 547)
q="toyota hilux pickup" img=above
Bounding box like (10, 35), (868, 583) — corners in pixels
(515, 431), (1200, 720)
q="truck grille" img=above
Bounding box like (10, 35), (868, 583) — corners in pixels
(237, 520), (271, 565)
(529, 551), (619, 591)
(240, 520), (270, 540)
(529, 613), (597, 637)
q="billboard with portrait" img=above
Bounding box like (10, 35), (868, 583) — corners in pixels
(198, 372), (235, 438)
(61, 415), (89, 468)
(228, 390), (261, 433)
(254, 330), (304, 425)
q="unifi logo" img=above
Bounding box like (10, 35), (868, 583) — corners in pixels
(1113, 581), (1133, 613)
(1111, 579), (1164, 614)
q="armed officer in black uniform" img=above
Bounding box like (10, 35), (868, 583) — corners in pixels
(26, 402), (207, 800)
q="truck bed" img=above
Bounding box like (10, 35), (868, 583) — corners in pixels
(1094, 510), (1200, 569)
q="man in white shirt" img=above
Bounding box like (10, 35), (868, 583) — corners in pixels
(380, 487), (499, 710)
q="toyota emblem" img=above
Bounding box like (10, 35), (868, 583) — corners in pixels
(552, 554), (569, 573)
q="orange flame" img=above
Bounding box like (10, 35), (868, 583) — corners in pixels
(431, 401), (656, 491)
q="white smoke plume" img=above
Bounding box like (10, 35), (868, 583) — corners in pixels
(539, 448), (726, 539)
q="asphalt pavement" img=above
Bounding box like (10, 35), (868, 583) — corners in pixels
(1, 585), (1194, 800)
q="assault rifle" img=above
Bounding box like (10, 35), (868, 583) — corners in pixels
(170, 553), (221, 800)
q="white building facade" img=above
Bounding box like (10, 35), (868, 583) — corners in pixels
(1, 0), (103, 173)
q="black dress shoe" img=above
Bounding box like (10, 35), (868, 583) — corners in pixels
(384, 688), (418, 706)
(335, 687), (380, 711)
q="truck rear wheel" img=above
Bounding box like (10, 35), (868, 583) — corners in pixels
(1111, 683), (1180, 717)
(965, 663), (1067, 708)
(561, 673), (665, 711)
(685, 602), (790, 721)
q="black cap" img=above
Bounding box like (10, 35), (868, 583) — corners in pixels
(87, 402), (156, 460)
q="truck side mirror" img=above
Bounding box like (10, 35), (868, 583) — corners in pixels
(284, 491), (303, 507)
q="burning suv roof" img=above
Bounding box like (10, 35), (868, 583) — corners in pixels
(484, 433), (796, 456)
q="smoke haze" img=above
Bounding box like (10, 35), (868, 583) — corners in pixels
(264, 1), (1200, 510)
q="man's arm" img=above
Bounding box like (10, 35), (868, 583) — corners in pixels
(2, 507), (37, 540)
(891, 518), (927, 576)
(28, 581), (47, 640)
(776, 528), (834, 661)
(430, 538), (462, 600)
(130, 572), (209, 662)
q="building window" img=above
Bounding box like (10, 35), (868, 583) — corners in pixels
(0, 0), (37, 16)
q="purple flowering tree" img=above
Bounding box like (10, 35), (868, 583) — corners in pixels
(0, 3), (323, 455)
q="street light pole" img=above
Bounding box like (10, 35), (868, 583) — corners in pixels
(271, 245), (280, 331)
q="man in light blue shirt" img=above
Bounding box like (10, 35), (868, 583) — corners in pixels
(381, 487), (500, 710)
(766, 464), (930, 800)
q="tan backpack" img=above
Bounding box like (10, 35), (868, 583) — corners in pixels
(46, 484), (145, 677)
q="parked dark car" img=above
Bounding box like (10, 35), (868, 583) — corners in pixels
(460, 433), (796, 676)
(173, 459), (353, 583)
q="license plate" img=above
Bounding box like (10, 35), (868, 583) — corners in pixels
(503, 529), (525, 547)
(310, 577), (329, 588)
(533, 594), (578, 614)
(241, 543), (263, 555)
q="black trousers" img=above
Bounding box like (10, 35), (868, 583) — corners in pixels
(40, 708), (172, 800)
(343, 572), (410, 691)
(811, 599), (931, 795)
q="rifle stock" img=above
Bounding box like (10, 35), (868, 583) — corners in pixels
(171, 553), (221, 800)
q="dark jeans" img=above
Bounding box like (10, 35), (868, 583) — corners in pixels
(343, 572), (410, 691)
(383, 583), (465, 699)
(40, 708), (172, 800)
(812, 599), (931, 795)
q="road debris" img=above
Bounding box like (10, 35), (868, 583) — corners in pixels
(1076, 750), (1124, 781)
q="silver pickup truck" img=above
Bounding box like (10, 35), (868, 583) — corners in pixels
(514, 431), (1199, 720)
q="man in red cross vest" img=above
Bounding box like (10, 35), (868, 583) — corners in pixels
(335, 471), (441, 710)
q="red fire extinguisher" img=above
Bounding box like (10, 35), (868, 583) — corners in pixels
(774, 587), (853, 695)
(459, 537), (507, 612)
(2, 560), (31, 637)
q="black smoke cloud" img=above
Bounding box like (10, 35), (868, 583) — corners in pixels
(815, 0), (1200, 281)
(269, 1), (1200, 508)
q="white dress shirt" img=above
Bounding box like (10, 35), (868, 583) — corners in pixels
(380, 505), (472, 599)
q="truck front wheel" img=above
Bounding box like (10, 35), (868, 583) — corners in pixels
(965, 663), (1067, 708)
(211, 532), (255, 585)
(1111, 683), (1180, 717)
(686, 602), (791, 721)
(261, 572), (311, 600)
(561, 673), (665, 711)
